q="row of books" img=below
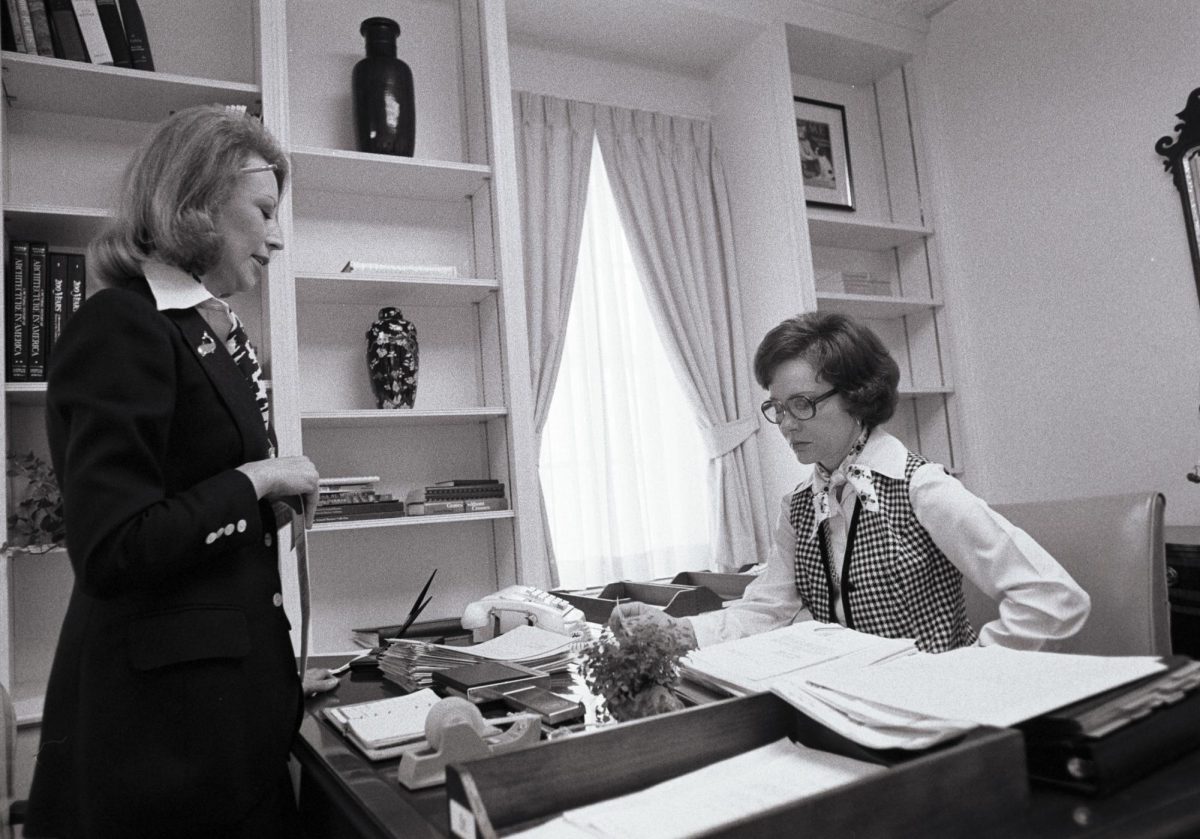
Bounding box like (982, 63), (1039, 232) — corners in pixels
(314, 475), (402, 524)
(1, 0), (152, 69)
(5, 241), (87, 382)
(313, 476), (510, 522)
(406, 479), (508, 516)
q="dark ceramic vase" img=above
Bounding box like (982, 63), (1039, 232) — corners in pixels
(352, 17), (415, 157)
(366, 307), (418, 409)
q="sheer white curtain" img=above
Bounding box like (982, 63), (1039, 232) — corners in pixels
(539, 138), (710, 588)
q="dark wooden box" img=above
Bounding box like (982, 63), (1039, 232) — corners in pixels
(445, 692), (1028, 838)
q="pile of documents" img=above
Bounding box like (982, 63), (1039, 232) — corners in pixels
(512, 737), (883, 839)
(380, 625), (577, 692)
(682, 622), (1168, 751)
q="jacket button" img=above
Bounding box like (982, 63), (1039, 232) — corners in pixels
(237, 519), (247, 532)
(223, 523), (235, 536)
(205, 532), (218, 544)
(272, 593), (283, 607)
(264, 533), (273, 547)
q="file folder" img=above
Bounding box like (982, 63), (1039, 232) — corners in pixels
(1020, 657), (1200, 795)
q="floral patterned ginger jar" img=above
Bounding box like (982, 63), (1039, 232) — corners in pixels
(366, 307), (418, 408)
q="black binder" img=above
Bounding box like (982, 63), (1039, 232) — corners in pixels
(1019, 656), (1200, 796)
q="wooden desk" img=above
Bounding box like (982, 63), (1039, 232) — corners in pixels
(293, 657), (1200, 839)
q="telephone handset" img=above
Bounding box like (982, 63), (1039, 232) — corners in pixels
(460, 586), (587, 642)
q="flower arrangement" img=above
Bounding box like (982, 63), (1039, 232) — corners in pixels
(580, 620), (690, 722)
(6, 451), (66, 553)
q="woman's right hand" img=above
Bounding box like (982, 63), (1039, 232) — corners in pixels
(237, 455), (320, 526)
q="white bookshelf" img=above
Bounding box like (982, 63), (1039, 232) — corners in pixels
(793, 52), (963, 475)
(0, 0), (543, 722)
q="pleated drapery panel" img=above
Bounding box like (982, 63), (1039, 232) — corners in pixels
(512, 91), (596, 587)
(593, 105), (770, 571)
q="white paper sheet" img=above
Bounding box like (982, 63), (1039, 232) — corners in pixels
(456, 625), (574, 661)
(510, 738), (883, 839)
(683, 622), (916, 691)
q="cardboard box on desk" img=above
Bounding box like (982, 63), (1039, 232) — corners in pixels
(553, 580), (725, 624)
(444, 692), (1027, 838)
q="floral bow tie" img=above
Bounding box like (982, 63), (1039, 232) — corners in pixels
(811, 428), (878, 535)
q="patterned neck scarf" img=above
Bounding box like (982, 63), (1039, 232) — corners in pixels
(811, 425), (878, 535)
(196, 297), (271, 435)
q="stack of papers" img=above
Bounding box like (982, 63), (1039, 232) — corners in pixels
(682, 623), (968, 750)
(379, 625), (576, 692)
(799, 645), (1167, 728)
(511, 738), (883, 839)
(682, 623), (1169, 751)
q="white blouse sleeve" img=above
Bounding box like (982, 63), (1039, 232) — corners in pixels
(686, 492), (813, 647)
(909, 463), (1090, 650)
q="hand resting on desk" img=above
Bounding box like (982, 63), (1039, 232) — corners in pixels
(303, 667), (340, 698)
(608, 602), (698, 649)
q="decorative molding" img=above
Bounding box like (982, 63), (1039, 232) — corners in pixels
(1155, 87), (1200, 310)
(1156, 87), (1200, 173)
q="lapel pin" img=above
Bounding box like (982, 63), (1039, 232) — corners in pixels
(198, 332), (217, 357)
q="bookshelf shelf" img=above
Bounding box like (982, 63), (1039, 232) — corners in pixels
(294, 273), (498, 307)
(5, 383), (47, 404)
(0, 52), (261, 122)
(2, 204), (112, 246)
(807, 212), (933, 250)
(289, 146), (492, 201)
(311, 509), (515, 533)
(815, 292), (942, 319)
(300, 408), (508, 429)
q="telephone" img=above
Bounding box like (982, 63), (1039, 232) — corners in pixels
(460, 586), (587, 642)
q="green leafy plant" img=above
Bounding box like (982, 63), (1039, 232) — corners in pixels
(580, 620), (689, 722)
(6, 451), (65, 553)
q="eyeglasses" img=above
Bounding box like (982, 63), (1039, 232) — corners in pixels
(760, 388), (838, 424)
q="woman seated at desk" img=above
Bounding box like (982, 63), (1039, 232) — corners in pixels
(613, 312), (1090, 653)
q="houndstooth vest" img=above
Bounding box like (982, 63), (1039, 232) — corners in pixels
(788, 451), (977, 653)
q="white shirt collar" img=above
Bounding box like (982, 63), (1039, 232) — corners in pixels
(142, 260), (215, 312)
(856, 428), (908, 480)
(797, 428), (908, 491)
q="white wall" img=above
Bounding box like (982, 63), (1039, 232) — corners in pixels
(920, 0), (1200, 526)
(507, 42), (713, 118)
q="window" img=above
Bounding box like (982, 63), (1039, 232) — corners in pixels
(539, 140), (710, 589)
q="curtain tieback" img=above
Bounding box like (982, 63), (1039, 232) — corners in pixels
(699, 416), (758, 459)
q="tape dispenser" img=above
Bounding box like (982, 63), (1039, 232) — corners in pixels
(397, 696), (541, 790)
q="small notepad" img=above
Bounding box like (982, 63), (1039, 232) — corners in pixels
(324, 688), (441, 760)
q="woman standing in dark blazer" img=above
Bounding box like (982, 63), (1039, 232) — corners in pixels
(26, 106), (332, 838)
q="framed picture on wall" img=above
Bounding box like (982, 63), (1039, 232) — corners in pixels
(794, 96), (855, 210)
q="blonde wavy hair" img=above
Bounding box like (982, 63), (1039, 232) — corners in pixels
(89, 105), (288, 288)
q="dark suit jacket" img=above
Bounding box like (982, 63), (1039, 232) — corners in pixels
(26, 281), (302, 838)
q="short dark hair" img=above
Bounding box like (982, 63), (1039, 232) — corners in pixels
(753, 312), (900, 428)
